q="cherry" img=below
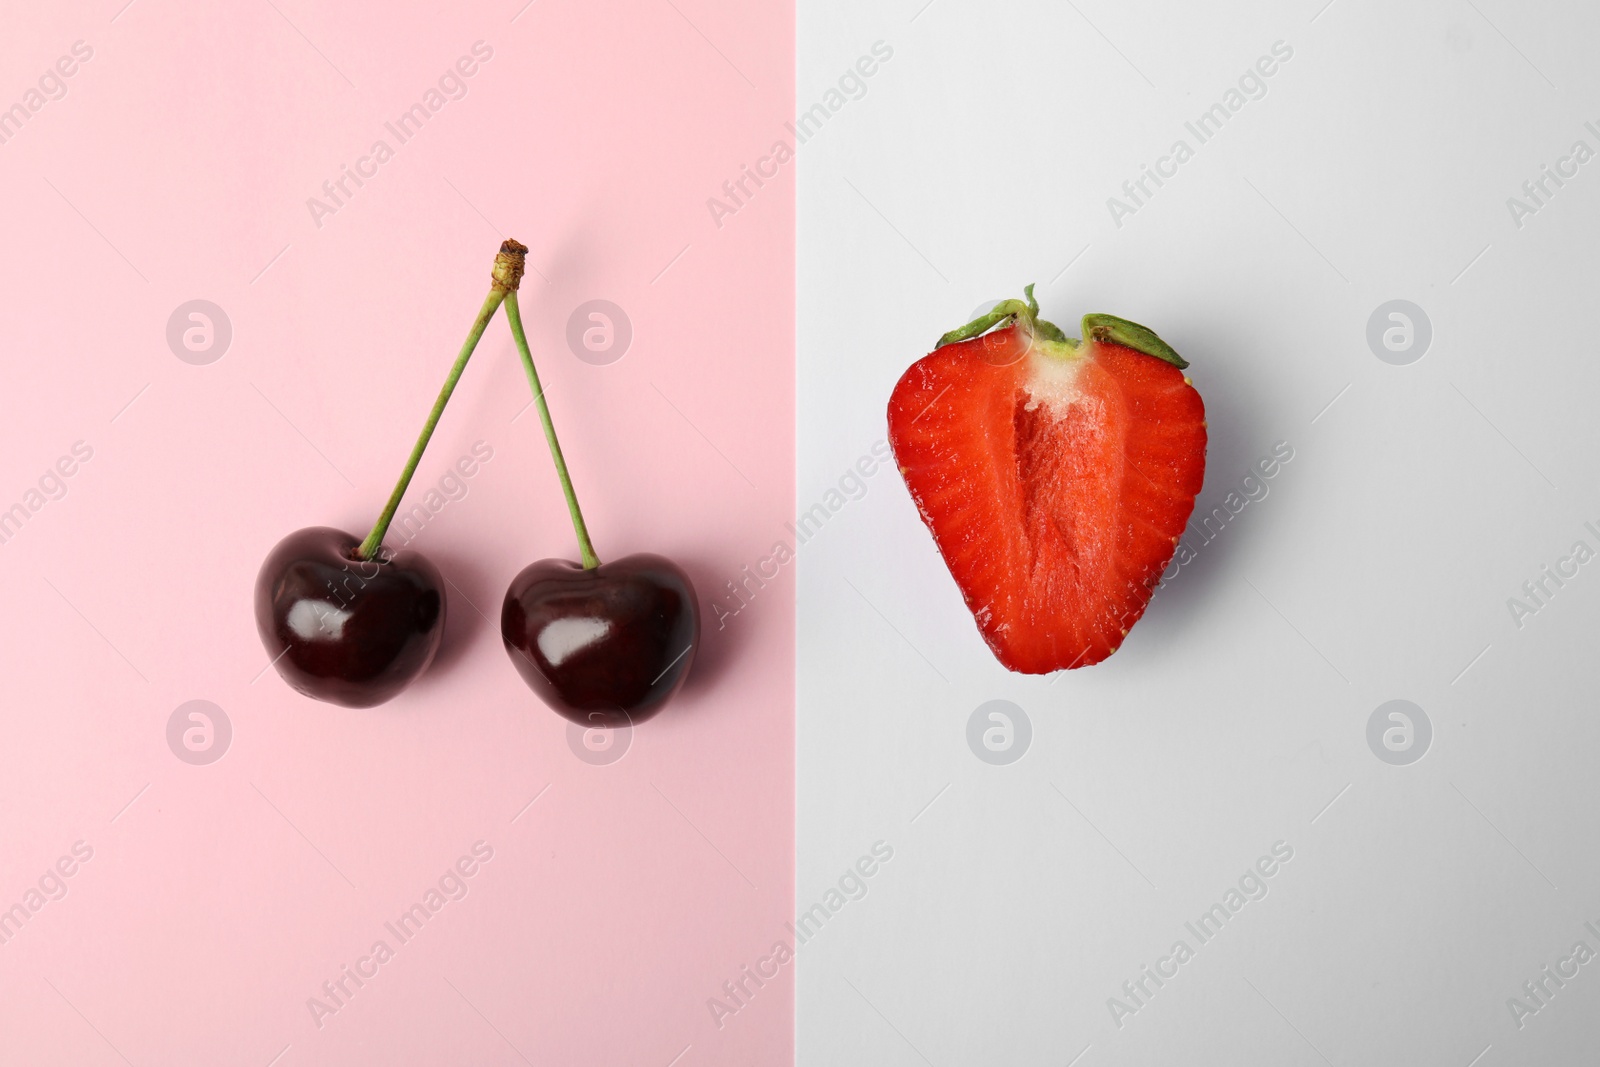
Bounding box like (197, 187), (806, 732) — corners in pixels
(253, 242), (528, 707)
(502, 555), (698, 727)
(494, 263), (701, 723)
(254, 528), (444, 708)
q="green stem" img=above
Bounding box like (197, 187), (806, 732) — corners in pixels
(357, 244), (526, 560)
(933, 285), (1189, 369)
(503, 291), (600, 570)
(935, 283), (1069, 348)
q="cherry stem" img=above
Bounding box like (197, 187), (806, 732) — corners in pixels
(503, 290), (600, 570)
(356, 243), (526, 561)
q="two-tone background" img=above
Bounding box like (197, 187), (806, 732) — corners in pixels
(3, 0), (1599, 1063)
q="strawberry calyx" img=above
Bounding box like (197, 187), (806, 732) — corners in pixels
(936, 284), (1070, 350)
(936, 286), (1189, 370)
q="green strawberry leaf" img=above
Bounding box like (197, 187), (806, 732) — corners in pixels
(1081, 314), (1188, 369)
(937, 284), (1069, 349)
(936, 300), (1029, 348)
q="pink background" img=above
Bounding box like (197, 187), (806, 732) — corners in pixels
(0, 1), (793, 1063)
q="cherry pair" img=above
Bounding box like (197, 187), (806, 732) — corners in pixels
(253, 242), (699, 726)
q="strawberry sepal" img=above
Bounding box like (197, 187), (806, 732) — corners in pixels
(1082, 313), (1188, 369)
(935, 287), (1188, 371)
(936, 283), (1070, 349)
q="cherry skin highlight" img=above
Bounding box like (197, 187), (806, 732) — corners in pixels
(255, 527), (445, 708)
(500, 554), (699, 727)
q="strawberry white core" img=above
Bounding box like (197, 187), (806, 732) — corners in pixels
(1022, 340), (1090, 417)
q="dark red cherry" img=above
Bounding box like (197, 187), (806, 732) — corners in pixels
(500, 554), (699, 726)
(254, 527), (445, 708)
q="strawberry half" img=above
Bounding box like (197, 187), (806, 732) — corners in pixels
(887, 287), (1206, 673)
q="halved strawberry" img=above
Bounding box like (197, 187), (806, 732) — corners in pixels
(887, 287), (1206, 673)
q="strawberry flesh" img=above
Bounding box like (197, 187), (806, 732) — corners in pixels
(888, 319), (1206, 672)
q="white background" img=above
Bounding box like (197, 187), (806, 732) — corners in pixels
(798, 0), (1600, 1063)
